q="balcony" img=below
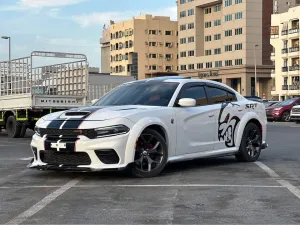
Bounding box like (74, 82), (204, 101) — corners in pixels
(282, 30), (288, 36)
(282, 85), (288, 90)
(282, 48), (288, 54)
(282, 67), (288, 72)
(289, 65), (300, 71)
(289, 28), (299, 34)
(289, 46), (300, 53)
(289, 84), (300, 90)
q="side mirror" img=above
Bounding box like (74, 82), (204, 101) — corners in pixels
(178, 98), (196, 107)
(91, 99), (98, 105)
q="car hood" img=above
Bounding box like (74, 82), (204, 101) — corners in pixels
(42, 105), (161, 121)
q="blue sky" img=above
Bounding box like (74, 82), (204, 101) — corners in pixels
(0, 0), (176, 69)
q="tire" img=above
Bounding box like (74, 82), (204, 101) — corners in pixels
(19, 125), (27, 138)
(281, 111), (290, 122)
(6, 116), (21, 138)
(295, 120), (300, 124)
(131, 129), (168, 178)
(235, 123), (262, 162)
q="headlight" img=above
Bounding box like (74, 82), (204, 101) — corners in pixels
(274, 107), (282, 111)
(34, 126), (41, 136)
(94, 125), (129, 138)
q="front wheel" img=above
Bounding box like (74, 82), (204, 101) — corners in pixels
(235, 123), (262, 162)
(131, 129), (168, 178)
(6, 116), (21, 138)
(295, 120), (300, 124)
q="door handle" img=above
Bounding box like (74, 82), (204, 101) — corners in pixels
(238, 108), (243, 112)
(209, 114), (214, 117)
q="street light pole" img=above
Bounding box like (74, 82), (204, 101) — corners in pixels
(1, 36), (11, 94)
(254, 44), (259, 96)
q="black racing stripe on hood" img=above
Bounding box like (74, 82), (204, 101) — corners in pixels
(47, 120), (65, 129)
(62, 120), (83, 129)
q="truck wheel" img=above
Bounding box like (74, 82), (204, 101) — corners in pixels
(235, 123), (262, 162)
(296, 121), (300, 124)
(6, 116), (21, 138)
(19, 125), (27, 138)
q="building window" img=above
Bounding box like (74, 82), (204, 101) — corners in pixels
(165, 42), (173, 47)
(215, 61), (222, 67)
(180, 24), (186, 31)
(235, 59), (243, 65)
(149, 30), (158, 35)
(224, 0), (232, 7)
(206, 62), (213, 68)
(180, 11), (186, 18)
(235, 28), (243, 35)
(180, 38), (186, 44)
(188, 64), (195, 70)
(149, 65), (157, 70)
(214, 48), (221, 54)
(225, 60), (233, 66)
(188, 36), (195, 43)
(188, 9), (194, 16)
(165, 31), (172, 35)
(214, 34), (221, 40)
(205, 35), (212, 42)
(205, 7), (211, 14)
(225, 45), (233, 52)
(180, 0), (186, 4)
(181, 65), (187, 70)
(235, 0), (242, 4)
(149, 42), (157, 46)
(180, 51), (187, 57)
(188, 50), (195, 56)
(129, 40), (133, 48)
(205, 21), (212, 28)
(225, 14), (232, 22)
(149, 54), (157, 58)
(205, 50), (212, 55)
(188, 23), (194, 29)
(214, 19), (221, 26)
(214, 5), (221, 12)
(225, 30), (232, 37)
(235, 12), (243, 19)
(197, 63), (203, 69)
(235, 43), (242, 50)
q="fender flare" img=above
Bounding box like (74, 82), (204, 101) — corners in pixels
(124, 117), (171, 163)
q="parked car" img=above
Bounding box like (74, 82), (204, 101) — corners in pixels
(290, 104), (300, 124)
(266, 98), (300, 122)
(244, 96), (263, 102)
(29, 77), (268, 178)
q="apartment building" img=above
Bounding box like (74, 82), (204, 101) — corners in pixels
(106, 15), (178, 80)
(100, 26), (110, 73)
(177, 0), (274, 99)
(270, 6), (300, 100)
(273, 0), (300, 13)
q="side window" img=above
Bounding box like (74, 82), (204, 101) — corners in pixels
(207, 86), (228, 104)
(180, 86), (208, 106)
(227, 91), (237, 102)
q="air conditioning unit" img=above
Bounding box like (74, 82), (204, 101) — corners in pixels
(145, 42), (148, 45)
(168, 43), (173, 48)
(159, 54), (163, 57)
(159, 42), (163, 46)
(166, 57), (171, 61)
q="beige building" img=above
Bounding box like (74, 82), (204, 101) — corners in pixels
(177, 0), (274, 99)
(103, 14), (178, 80)
(270, 6), (300, 101)
(100, 26), (111, 73)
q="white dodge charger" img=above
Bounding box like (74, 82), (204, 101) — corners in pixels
(29, 77), (268, 178)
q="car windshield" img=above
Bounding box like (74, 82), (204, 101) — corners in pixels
(277, 98), (296, 106)
(94, 81), (179, 106)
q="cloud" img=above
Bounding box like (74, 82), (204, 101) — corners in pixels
(72, 6), (177, 27)
(0, 0), (87, 11)
(36, 36), (98, 47)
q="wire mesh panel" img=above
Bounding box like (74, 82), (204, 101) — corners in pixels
(87, 84), (120, 102)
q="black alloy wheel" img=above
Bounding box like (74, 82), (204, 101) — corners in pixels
(235, 123), (262, 162)
(131, 129), (168, 178)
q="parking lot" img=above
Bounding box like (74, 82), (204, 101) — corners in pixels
(0, 122), (300, 224)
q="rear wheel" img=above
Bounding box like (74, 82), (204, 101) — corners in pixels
(19, 125), (27, 138)
(131, 129), (168, 178)
(235, 123), (262, 162)
(6, 116), (21, 138)
(281, 111), (290, 122)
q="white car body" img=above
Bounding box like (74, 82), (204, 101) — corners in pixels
(29, 77), (268, 175)
(291, 105), (300, 122)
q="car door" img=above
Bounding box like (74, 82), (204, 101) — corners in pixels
(175, 83), (216, 155)
(205, 84), (243, 151)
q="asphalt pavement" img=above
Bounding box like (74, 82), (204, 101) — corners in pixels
(0, 122), (300, 224)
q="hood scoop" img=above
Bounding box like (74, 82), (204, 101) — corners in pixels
(64, 111), (90, 116)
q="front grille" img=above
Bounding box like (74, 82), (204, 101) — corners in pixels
(40, 151), (91, 166)
(40, 128), (97, 139)
(292, 108), (300, 113)
(95, 150), (120, 164)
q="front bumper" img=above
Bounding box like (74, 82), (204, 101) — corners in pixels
(29, 132), (135, 171)
(290, 114), (300, 121)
